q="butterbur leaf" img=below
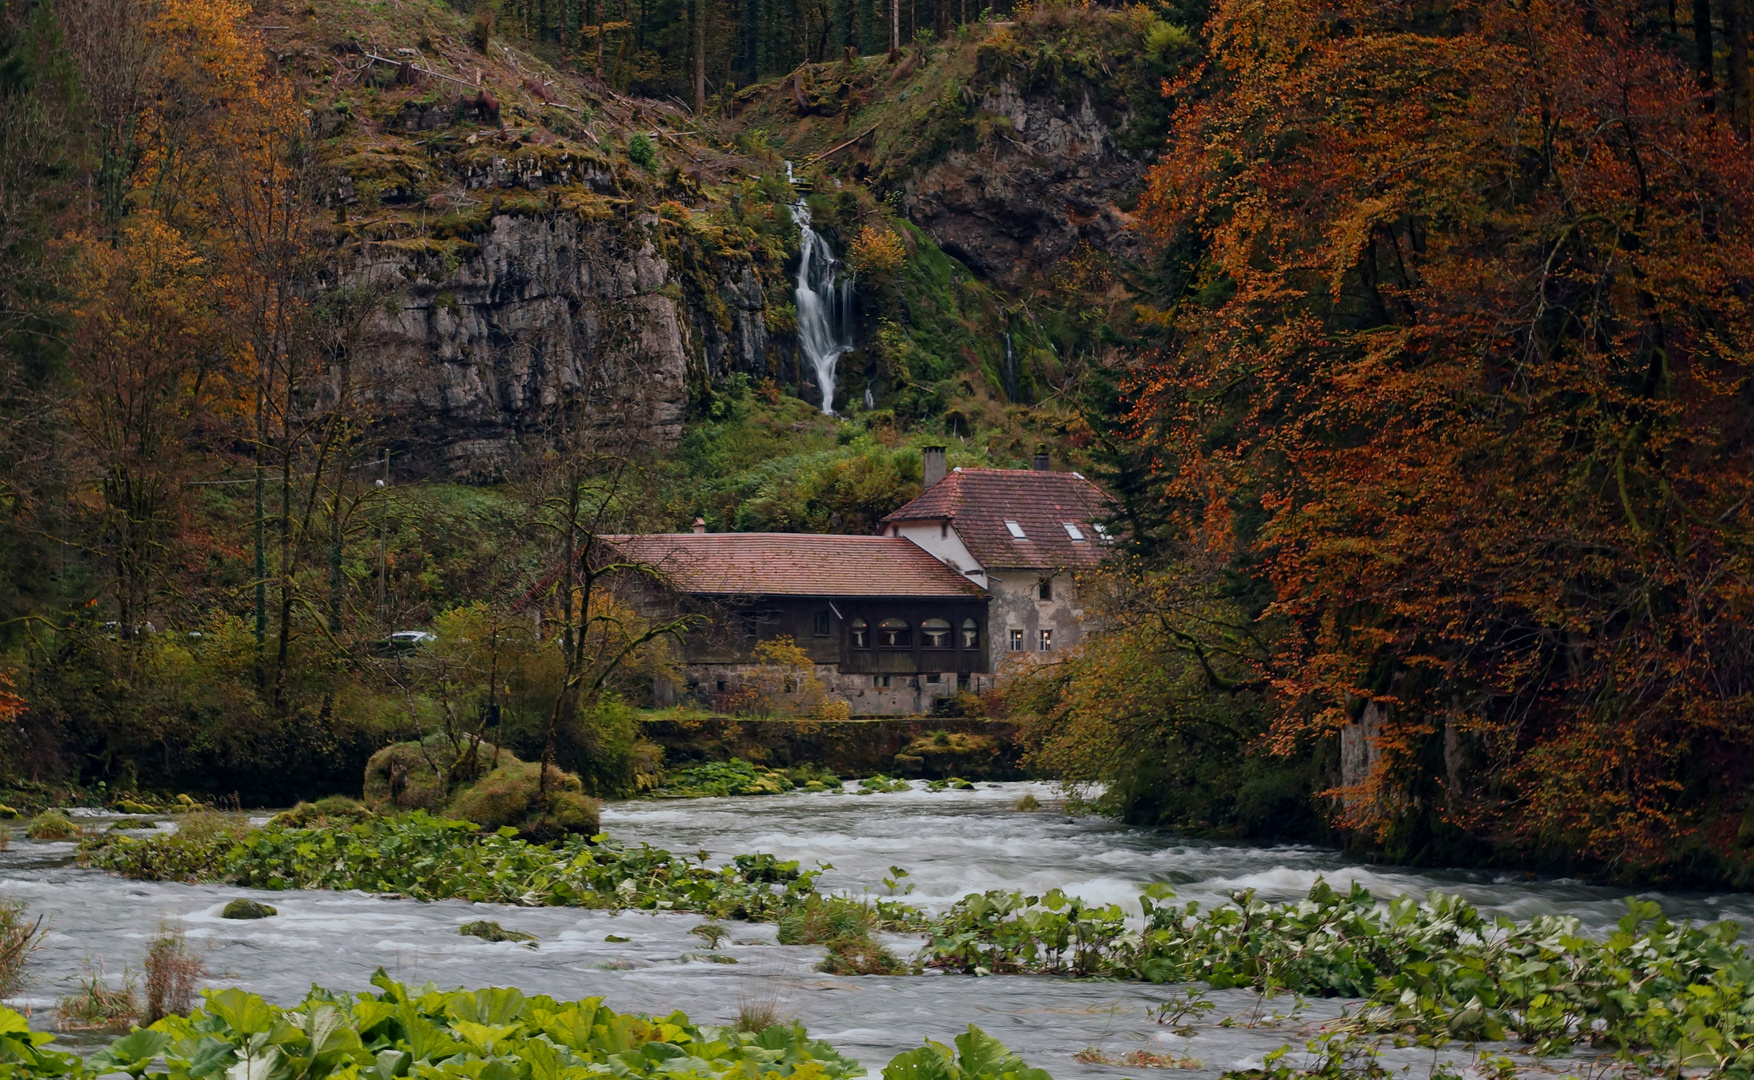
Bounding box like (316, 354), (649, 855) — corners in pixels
(180, 1036), (241, 1080)
(368, 1050), (411, 1080)
(368, 971), (407, 1004)
(207, 990), (278, 1038)
(92, 1029), (174, 1076)
(226, 1045), (285, 1080)
(952, 1026), (1019, 1079)
(306, 1006), (362, 1057)
(398, 1013), (462, 1063)
(882, 1045), (954, 1080)
(452, 1021), (523, 1054)
(447, 988), (527, 1027)
(520, 1036), (563, 1080)
(349, 1001), (395, 1037)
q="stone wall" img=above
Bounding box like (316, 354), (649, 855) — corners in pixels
(673, 662), (996, 717)
(640, 715), (1026, 779)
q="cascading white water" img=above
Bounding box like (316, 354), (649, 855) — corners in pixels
(10, 785), (1752, 1078)
(790, 200), (853, 414)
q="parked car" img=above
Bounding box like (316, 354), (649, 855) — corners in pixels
(376, 629), (436, 654)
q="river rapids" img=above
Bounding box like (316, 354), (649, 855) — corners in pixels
(5, 781), (1749, 1077)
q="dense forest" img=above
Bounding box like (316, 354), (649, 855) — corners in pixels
(2, 0), (1753, 884)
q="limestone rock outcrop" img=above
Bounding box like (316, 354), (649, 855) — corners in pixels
(902, 77), (1145, 288)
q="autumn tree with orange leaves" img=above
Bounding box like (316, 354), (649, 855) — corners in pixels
(1101, 0), (1754, 875)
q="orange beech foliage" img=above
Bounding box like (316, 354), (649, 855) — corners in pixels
(1133, 0), (1754, 869)
(63, 216), (227, 632)
(0, 668), (23, 724)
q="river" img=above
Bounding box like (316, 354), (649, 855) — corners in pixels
(4, 781), (1749, 1078)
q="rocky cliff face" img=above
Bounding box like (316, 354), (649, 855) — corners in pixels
(901, 77), (1145, 289)
(359, 211), (772, 480)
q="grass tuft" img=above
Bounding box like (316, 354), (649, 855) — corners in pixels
(57, 961), (139, 1031)
(144, 925), (205, 1022)
(0, 898), (45, 997)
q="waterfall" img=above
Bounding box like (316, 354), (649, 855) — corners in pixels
(1001, 331), (1019, 402)
(790, 199), (854, 414)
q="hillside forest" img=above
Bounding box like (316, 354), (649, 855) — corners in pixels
(1, 0), (1753, 887)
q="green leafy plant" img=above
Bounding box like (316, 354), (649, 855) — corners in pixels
(26, 810), (79, 841)
(82, 811), (825, 921)
(883, 1025), (1052, 1080)
(628, 133), (656, 170)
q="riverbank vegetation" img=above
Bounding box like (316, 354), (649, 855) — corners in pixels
(0, 977), (1062, 1080)
(1007, 0), (1754, 887)
(65, 807), (1754, 1075)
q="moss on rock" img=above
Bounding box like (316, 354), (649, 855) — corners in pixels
(446, 759), (600, 842)
(273, 796), (375, 828)
(25, 810), (79, 841)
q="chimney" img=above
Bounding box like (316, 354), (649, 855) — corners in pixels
(923, 445), (948, 489)
(1033, 445), (1050, 471)
(692, 517), (707, 534)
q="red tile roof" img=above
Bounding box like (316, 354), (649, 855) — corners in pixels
(880, 467), (1111, 571)
(599, 533), (986, 598)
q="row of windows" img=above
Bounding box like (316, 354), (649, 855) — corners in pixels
(846, 617), (980, 649)
(873, 673), (964, 688)
(1009, 628), (1054, 652)
(1002, 520), (1093, 542)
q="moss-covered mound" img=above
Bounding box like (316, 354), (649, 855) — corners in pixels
(25, 810), (79, 841)
(446, 760), (600, 842)
(361, 739), (452, 813)
(272, 796), (375, 828)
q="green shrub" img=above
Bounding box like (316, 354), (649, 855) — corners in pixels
(272, 796), (374, 828)
(628, 132), (656, 169)
(25, 810), (78, 841)
(446, 760), (600, 840)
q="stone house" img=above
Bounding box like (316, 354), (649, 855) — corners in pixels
(878, 448), (1109, 673)
(602, 531), (990, 716)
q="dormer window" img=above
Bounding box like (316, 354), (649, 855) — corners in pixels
(1004, 520), (1027, 539)
(1063, 522), (1085, 541)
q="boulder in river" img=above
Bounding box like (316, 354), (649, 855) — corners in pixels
(221, 899), (277, 920)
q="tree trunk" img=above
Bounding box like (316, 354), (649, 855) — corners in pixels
(1697, 0), (1717, 109)
(890, 0), (899, 56)
(1729, 0), (1750, 135)
(694, 0), (706, 111)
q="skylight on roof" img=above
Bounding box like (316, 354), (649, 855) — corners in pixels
(1004, 520), (1027, 539)
(1063, 522), (1086, 541)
